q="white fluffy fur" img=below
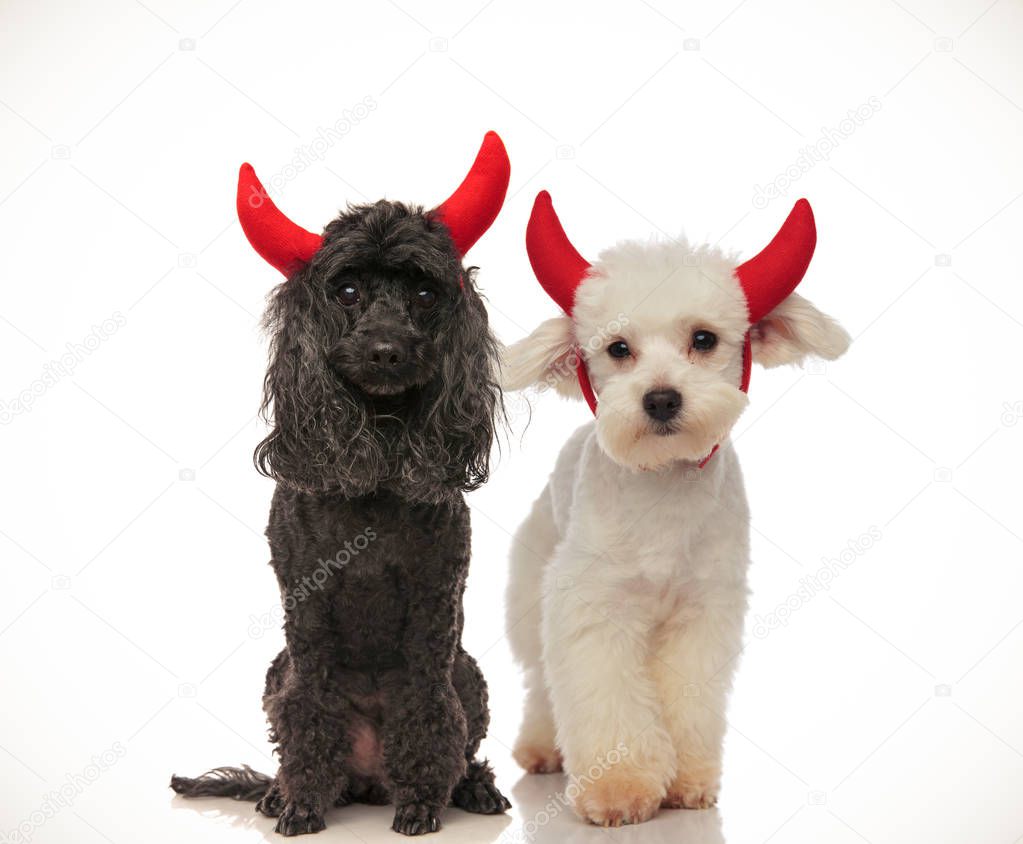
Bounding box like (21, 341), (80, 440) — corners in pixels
(503, 235), (849, 825)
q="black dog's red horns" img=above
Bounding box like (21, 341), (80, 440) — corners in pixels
(430, 131), (510, 256)
(236, 163), (323, 277)
(237, 132), (511, 277)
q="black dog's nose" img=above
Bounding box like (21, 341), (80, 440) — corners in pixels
(368, 340), (407, 367)
(643, 389), (682, 422)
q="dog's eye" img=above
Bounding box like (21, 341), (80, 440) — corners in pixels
(692, 330), (717, 351)
(338, 284), (360, 307)
(607, 340), (631, 359)
(415, 288), (437, 309)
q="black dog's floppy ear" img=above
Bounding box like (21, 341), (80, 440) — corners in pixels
(421, 272), (502, 492)
(254, 272), (386, 495)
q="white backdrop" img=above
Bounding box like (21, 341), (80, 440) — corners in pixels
(2, 1), (1022, 842)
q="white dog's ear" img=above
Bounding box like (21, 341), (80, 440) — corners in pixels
(750, 292), (851, 368)
(501, 316), (584, 399)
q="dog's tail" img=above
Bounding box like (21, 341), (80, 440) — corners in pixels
(170, 764), (273, 801)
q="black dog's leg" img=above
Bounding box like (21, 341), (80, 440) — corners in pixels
(450, 649), (510, 815)
(262, 615), (353, 836)
(381, 582), (469, 835)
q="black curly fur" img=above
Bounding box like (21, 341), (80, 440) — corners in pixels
(170, 200), (509, 836)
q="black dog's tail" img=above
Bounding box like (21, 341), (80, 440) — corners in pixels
(170, 765), (273, 801)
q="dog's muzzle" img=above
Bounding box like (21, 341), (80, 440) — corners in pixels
(329, 336), (430, 396)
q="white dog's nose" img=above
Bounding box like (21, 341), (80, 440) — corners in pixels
(642, 389), (682, 422)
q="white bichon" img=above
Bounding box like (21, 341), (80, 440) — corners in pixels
(502, 191), (849, 826)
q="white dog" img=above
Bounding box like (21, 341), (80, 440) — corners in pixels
(502, 192), (849, 826)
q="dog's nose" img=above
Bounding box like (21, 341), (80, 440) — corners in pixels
(367, 340), (407, 367)
(642, 389), (682, 422)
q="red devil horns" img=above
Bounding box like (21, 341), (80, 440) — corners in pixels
(526, 192), (816, 326)
(735, 199), (816, 324)
(432, 131), (511, 256)
(237, 132), (510, 277)
(525, 190), (591, 314)
(237, 163), (323, 277)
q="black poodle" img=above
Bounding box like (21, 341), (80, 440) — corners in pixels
(170, 134), (512, 836)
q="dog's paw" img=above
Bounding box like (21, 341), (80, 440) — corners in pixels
(274, 802), (326, 836)
(661, 771), (719, 810)
(574, 763), (664, 827)
(255, 784), (285, 818)
(392, 803), (441, 836)
(513, 742), (563, 774)
(451, 779), (511, 814)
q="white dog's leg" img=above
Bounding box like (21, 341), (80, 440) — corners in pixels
(506, 486), (562, 774)
(542, 564), (676, 826)
(651, 590), (746, 809)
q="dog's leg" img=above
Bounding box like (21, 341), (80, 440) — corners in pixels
(381, 577), (471, 835)
(261, 640), (353, 835)
(449, 650), (511, 814)
(652, 591), (746, 810)
(506, 486), (562, 774)
(542, 568), (676, 827)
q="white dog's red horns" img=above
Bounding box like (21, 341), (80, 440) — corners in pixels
(734, 199), (816, 324)
(525, 190), (591, 314)
(526, 192), (816, 326)
(237, 132), (511, 277)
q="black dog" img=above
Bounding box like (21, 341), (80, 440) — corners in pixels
(171, 134), (512, 836)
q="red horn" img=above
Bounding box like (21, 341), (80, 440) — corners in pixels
(526, 191), (591, 314)
(237, 163), (323, 277)
(735, 199), (816, 324)
(432, 131), (511, 256)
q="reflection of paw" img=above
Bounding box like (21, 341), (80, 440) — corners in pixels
(392, 802), (441, 836)
(255, 784), (284, 818)
(513, 742), (563, 774)
(574, 763), (664, 827)
(274, 802), (326, 836)
(662, 769), (720, 810)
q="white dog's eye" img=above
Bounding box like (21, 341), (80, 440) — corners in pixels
(607, 340), (631, 359)
(692, 330), (717, 351)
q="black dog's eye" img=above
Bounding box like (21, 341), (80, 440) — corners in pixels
(415, 288), (437, 309)
(607, 340), (631, 359)
(338, 284), (360, 307)
(692, 330), (717, 351)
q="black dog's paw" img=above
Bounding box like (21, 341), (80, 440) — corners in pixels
(451, 779), (512, 815)
(392, 803), (441, 836)
(274, 803), (326, 836)
(256, 784), (285, 818)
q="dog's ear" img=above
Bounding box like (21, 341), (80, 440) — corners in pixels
(750, 292), (850, 368)
(419, 277), (503, 493)
(501, 315), (584, 400)
(254, 273), (387, 495)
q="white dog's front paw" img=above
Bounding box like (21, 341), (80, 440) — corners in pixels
(572, 762), (665, 827)
(513, 741), (563, 774)
(662, 767), (720, 809)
